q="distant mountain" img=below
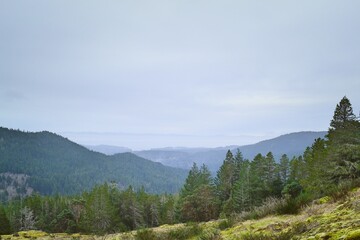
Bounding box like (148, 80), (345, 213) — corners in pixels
(237, 131), (327, 160)
(134, 131), (327, 172)
(84, 144), (132, 155)
(0, 127), (187, 199)
(134, 149), (228, 171)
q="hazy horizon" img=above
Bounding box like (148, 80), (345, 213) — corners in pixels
(58, 130), (329, 151)
(1, 1), (359, 150)
(60, 131), (282, 151)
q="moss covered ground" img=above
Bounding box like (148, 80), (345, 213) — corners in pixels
(2, 188), (360, 240)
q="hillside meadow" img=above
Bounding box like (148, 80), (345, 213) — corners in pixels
(1, 187), (360, 240)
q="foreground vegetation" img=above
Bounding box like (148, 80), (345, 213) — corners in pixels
(2, 186), (360, 239)
(0, 96), (359, 239)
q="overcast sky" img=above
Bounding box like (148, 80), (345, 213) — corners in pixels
(1, 1), (359, 150)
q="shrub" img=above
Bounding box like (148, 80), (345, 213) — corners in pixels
(198, 227), (222, 240)
(135, 228), (157, 240)
(218, 219), (233, 230)
(302, 203), (325, 217)
(252, 197), (287, 219)
(294, 192), (313, 206)
(275, 198), (299, 215)
(282, 181), (303, 198)
(327, 179), (355, 202)
(232, 194), (314, 223)
(167, 223), (202, 240)
(231, 197), (286, 221)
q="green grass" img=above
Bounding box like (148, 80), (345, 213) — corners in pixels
(2, 188), (360, 240)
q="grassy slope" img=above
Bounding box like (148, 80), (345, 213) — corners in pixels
(2, 188), (360, 240)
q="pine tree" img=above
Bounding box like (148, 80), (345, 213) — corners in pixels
(279, 154), (290, 185)
(180, 163), (200, 197)
(19, 206), (36, 230)
(306, 138), (328, 193)
(249, 154), (266, 206)
(81, 184), (116, 233)
(264, 152), (277, 189)
(215, 150), (235, 203)
(328, 96), (360, 146)
(233, 159), (251, 212)
(177, 163), (219, 222)
(330, 96), (357, 130)
(327, 97), (360, 183)
(233, 149), (244, 184)
(288, 156), (304, 183)
(0, 204), (11, 234)
(118, 186), (144, 230)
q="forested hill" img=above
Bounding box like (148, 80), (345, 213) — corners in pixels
(134, 131), (327, 172)
(85, 145), (132, 155)
(0, 127), (187, 198)
(238, 131), (327, 160)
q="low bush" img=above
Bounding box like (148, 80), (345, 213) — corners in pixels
(198, 227), (222, 240)
(327, 180), (355, 202)
(167, 222), (201, 240)
(217, 219), (233, 230)
(135, 228), (157, 240)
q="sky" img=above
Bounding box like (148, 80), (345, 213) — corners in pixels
(1, 1), (360, 150)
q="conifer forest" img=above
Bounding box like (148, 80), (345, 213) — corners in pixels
(1, 96), (359, 238)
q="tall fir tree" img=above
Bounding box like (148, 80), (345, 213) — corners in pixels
(178, 163), (219, 222)
(330, 96), (357, 130)
(279, 154), (290, 185)
(249, 154), (266, 206)
(232, 159), (251, 212)
(301, 138), (328, 195)
(327, 97), (360, 183)
(0, 204), (11, 234)
(215, 150), (235, 203)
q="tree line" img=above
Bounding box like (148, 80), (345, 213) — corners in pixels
(0, 96), (359, 235)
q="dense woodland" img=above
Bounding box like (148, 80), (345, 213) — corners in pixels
(0, 96), (359, 235)
(0, 129), (187, 197)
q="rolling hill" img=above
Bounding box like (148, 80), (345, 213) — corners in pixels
(84, 145), (132, 155)
(0, 127), (187, 199)
(133, 131), (327, 172)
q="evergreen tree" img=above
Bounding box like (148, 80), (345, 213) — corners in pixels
(264, 152), (279, 195)
(180, 184), (219, 222)
(232, 159), (251, 212)
(178, 163), (219, 222)
(330, 96), (357, 130)
(19, 206), (36, 230)
(285, 156), (305, 198)
(158, 194), (176, 225)
(215, 150), (235, 203)
(279, 154), (290, 185)
(233, 149), (245, 184)
(327, 97), (360, 183)
(80, 184), (116, 233)
(301, 138), (328, 194)
(118, 186), (144, 230)
(180, 163), (200, 197)
(0, 204), (11, 234)
(249, 154), (266, 206)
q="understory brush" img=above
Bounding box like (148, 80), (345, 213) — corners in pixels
(231, 194), (311, 222)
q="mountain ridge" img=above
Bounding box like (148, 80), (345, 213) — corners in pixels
(0, 127), (187, 200)
(134, 131), (327, 172)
